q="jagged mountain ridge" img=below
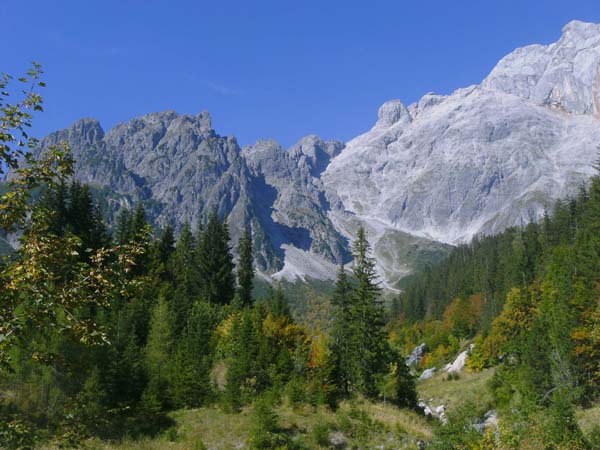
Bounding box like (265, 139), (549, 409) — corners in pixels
(30, 111), (349, 275)
(21, 20), (600, 286)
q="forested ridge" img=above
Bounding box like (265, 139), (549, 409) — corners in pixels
(390, 159), (600, 448)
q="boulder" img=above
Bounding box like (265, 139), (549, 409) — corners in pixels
(329, 431), (347, 449)
(419, 367), (436, 380)
(406, 343), (427, 367)
(474, 410), (499, 432)
(444, 344), (475, 373)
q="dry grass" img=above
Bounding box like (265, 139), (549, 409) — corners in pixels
(576, 403), (600, 438)
(35, 367), (501, 450)
(417, 367), (495, 413)
(63, 397), (433, 450)
(351, 399), (433, 441)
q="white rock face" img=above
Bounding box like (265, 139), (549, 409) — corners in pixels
(323, 20), (600, 256)
(444, 344), (475, 373)
(444, 350), (469, 373)
(272, 244), (339, 282)
(474, 410), (499, 432)
(419, 400), (448, 424)
(418, 367), (436, 381)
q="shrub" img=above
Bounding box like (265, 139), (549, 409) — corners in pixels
(312, 422), (330, 447)
(248, 397), (288, 449)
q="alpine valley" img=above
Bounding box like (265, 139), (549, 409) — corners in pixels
(17, 20), (600, 288)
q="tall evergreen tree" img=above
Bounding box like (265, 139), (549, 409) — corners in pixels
(170, 301), (215, 408)
(197, 211), (235, 305)
(171, 223), (198, 335)
(237, 226), (254, 307)
(351, 227), (388, 397)
(330, 264), (356, 395)
(223, 309), (258, 412)
(144, 297), (174, 410)
(268, 286), (291, 319)
(115, 208), (133, 245)
(157, 225), (175, 265)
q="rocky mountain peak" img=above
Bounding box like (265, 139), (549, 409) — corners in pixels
(323, 21), (600, 286)
(561, 20), (600, 39)
(376, 99), (411, 127)
(70, 118), (105, 145)
(289, 135), (345, 178)
(197, 110), (212, 131)
(482, 20), (600, 115)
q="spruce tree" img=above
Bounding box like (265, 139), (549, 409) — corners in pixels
(171, 223), (198, 334)
(115, 208), (133, 244)
(268, 286), (291, 319)
(237, 226), (254, 307)
(330, 264), (357, 395)
(157, 225), (175, 266)
(170, 301), (214, 408)
(197, 211), (235, 305)
(144, 297), (174, 410)
(351, 227), (388, 397)
(224, 309), (258, 411)
(68, 181), (110, 256)
(131, 204), (149, 242)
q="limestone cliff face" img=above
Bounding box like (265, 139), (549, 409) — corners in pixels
(322, 20), (600, 256)
(32, 111), (349, 274)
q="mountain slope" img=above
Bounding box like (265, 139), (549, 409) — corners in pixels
(31, 112), (349, 275)
(322, 20), (600, 251)
(20, 20), (600, 286)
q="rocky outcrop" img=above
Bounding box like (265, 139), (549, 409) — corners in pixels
(474, 410), (499, 432)
(242, 136), (349, 271)
(418, 368), (436, 381)
(444, 345), (475, 373)
(406, 343), (427, 367)
(419, 399), (447, 424)
(30, 113), (350, 276)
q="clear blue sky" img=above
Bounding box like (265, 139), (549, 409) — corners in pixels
(3, 0), (600, 148)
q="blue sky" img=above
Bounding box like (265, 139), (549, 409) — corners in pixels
(3, 0), (600, 148)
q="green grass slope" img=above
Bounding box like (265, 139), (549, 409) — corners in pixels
(74, 399), (431, 450)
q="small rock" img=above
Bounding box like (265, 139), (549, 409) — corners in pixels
(474, 410), (498, 432)
(329, 431), (347, 449)
(419, 399), (447, 424)
(419, 367), (436, 380)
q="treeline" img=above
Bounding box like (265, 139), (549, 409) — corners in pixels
(394, 167), (600, 449)
(0, 178), (417, 448)
(398, 174), (598, 331)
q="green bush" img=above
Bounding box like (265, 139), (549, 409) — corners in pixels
(287, 377), (306, 408)
(0, 414), (36, 450)
(248, 397), (288, 449)
(430, 402), (485, 450)
(312, 422), (330, 447)
(588, 424), (600, 449)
